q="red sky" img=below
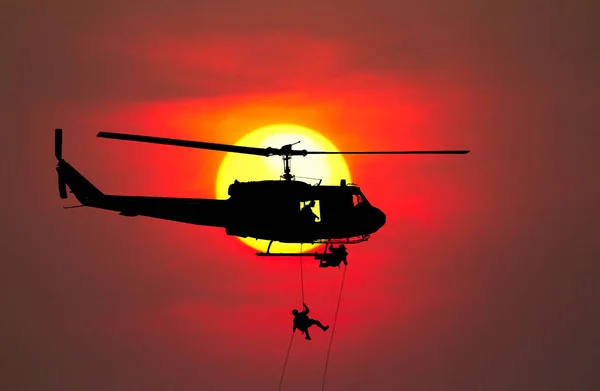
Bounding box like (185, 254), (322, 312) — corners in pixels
(4, 1), (600, 390)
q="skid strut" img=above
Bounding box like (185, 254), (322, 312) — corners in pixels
(256, 240), (317, 257)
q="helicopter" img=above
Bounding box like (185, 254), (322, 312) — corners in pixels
(54, 128), (469, 256)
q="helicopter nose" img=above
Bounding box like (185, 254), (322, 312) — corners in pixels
(372, 207), (386, 231)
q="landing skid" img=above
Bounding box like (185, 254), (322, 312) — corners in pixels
(255, 235), (368, 256)
(255, 252), (321, 257)
(313, 235), (370, 245)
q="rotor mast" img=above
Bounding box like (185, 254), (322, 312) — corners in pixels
(282, 155), (293, 181)
(280, 141), (301, 181)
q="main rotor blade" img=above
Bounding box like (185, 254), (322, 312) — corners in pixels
(96, 132), (272, 156)
(305, 150), (470, 154)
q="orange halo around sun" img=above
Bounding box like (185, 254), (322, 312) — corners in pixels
(215, 124), (352, 253)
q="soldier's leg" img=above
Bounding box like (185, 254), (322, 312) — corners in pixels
(308, 319), (329, 331)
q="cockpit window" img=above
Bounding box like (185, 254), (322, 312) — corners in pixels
(351, 190), (370, 207)
(352, 194), (364, 207)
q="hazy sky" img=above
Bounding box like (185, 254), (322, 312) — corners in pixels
(3, 1), (600, 390)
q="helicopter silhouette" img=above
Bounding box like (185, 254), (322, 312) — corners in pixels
(54, 129), (469, 256)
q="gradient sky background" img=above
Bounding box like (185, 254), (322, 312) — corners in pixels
(3, 1), (600, 390)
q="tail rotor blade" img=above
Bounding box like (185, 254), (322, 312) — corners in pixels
(55, 129), (63, 160)
(55, 129), (67, 198)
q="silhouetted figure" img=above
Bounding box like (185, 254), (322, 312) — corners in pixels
(292, 303), (329, 340)
(301, 200), (319, 223)
(318, 244), (348, 268)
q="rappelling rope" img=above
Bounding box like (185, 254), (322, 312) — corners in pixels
(299, 243), (305, 304)
(321, 263), (347, 391)
(278, 331), (295, 391)
(278, 243), (305, 391)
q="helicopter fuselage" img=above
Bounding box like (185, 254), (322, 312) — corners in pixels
(224, 179), (386, 242)
(56, 159), (386, 244)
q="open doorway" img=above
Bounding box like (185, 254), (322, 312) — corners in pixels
(300, 200), (321, 222)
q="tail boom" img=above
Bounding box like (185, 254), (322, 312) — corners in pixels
(54, 128), (228, 229)
(100, 196), (228, 227)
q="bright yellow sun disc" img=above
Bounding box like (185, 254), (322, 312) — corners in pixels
(215, 124), (352, 253)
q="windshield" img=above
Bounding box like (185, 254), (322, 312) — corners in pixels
(352, 190), (370, 207)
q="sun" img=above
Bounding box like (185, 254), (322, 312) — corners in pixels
(215, 124), (352, 253)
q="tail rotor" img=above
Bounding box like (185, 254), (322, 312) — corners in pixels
(55, 128), (63, 160)
(55, 128), (68, 199)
